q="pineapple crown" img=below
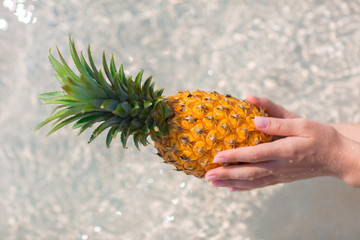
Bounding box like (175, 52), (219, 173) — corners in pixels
(35, 36), (171, 149)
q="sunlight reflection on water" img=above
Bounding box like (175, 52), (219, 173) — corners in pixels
(1, 0), (360, 239)
(3, 0), (37, 25)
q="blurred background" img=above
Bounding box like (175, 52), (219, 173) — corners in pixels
(1, 0), (360, 239)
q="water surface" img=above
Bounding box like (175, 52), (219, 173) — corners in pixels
(1, 0), (360, 239)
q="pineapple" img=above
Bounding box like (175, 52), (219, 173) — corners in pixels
(36, 37), (272, 178)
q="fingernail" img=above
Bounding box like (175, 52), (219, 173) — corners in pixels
(212, 180), (225, 186)
(213, 157), (225, 163)
(205, 174), (218, 181)
(254, 116), (269, 129)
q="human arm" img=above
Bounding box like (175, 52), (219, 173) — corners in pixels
(205, 96), (360, 191)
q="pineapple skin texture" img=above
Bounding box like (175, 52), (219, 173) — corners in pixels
(154, 90), (273, 178)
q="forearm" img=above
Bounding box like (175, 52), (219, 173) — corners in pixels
(331, 123), (360, 142)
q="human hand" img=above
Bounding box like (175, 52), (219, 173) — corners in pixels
(205, 96), (360, 191)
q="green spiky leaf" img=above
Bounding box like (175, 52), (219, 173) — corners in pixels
(87, 45), (99, 77)
(88, 116), (120, 143)
(36, 35), (171, 150)
(106, 126), (119, 148)
(38, 91), (68, 100)
(120, 131), (128, 148)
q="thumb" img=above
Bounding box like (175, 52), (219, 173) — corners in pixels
(254, 116), (303, 136)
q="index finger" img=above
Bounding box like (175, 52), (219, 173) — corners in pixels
(213, 139), (289, 163)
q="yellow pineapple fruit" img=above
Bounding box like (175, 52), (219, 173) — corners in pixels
(35, 37), (272, 178)
(155, 90), (271, 177)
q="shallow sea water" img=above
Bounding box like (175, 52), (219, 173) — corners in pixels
(1, 0), (360, 239)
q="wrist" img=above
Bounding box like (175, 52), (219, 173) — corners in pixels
(336, 136), (360, 187)
(330, 123), (360, 142)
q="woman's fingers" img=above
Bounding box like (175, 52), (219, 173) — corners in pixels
(210, 175), (279, 189)
(229, 187), (248, 192)
(246, 96), (299, 119)
(213, 138), (291, 163)
(205, 161), (278, 181)
(254, 117), (312, 137)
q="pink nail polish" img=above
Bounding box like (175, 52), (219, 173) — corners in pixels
(205, 175), (218, 181)
(213, 157), (225, 163)
(254, 116), (268, 129)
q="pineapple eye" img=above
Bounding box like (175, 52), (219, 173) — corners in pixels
(191, 104), (208, 118)
(206, 129), (219, 147)
(180, 155), (189, 161)
(211, 91), (220, 97)
(208, 136), (216, 143)
(193, 141), (206, 156)
(166, 144), (174, 150)
(220, 123), (230, 131)
(190, 123), (206, 137)
(180, 136), (190, 146)
(213, 106), (228, 120)
(224, 134), (239, 149)
(217, 119), (230, 137)
(204, 96), (216, 102)
(236, 128), (249, 140)
(199, 156), (212, 166)
(164, 152), (176, 163)
(204, 115), (214, 121)
(230, 113), (238, 119)
(179, 150), (193, 161)
(196, 104), (208, 112)
(237, 104), (247, 110)
(178, 132), (196, 147)
(184, 115), (197, 124)
(183, 161), (197, 171)
(180, 116), (197, 130)
(203, 114), (216, 130)
(221, 97), (234, 106)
